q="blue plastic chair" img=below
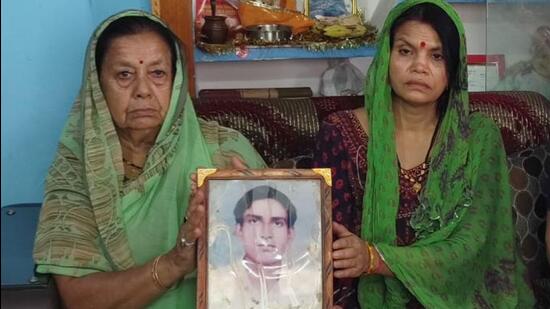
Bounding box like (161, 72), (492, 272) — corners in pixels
(1, 203), (60, 308)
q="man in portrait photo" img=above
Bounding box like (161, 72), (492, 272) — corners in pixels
(208, 184), (322, 308)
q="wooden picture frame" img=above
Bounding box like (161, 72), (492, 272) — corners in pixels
(196, 168), (333, 309)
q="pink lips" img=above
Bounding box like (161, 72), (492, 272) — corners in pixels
(129, 108), (157, 117)
(405, 80), (431, 90)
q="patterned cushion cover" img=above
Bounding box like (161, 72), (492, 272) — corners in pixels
(195, 97), (319, 166)
(508, 143), (550, 305)
(470, 91), (550, 154)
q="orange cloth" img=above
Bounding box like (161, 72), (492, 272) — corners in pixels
(239, 1), (314, 34)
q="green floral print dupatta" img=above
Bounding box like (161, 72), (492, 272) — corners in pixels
(359, 0), (533, 307)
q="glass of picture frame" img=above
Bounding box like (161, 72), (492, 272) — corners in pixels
(196, 168), (333, 309)
(305, 0), (359, 17)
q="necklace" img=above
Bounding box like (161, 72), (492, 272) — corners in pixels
(397, 119), (440, 193)
(122, 158), (144, 181)
(401, 163), (429, 193)
(123, 158), (143, 170)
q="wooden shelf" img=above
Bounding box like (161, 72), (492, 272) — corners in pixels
(195, 45), (377, 63)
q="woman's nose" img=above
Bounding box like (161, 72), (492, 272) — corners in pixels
(411, 54), (429, 73)
(134, 74), (152, 98)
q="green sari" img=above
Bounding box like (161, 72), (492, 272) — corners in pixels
(360, 1), (533, 308)
(33, 10), (265, 308)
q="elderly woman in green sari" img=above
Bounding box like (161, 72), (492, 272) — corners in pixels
(314, 0), (534, 307)
(32, 11), (265, 308)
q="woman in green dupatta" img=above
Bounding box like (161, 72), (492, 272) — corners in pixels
(33, 10), (265, 308)
(314, 0), (534, 308)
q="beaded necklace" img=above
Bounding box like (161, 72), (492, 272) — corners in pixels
(397, 119), (441, 193)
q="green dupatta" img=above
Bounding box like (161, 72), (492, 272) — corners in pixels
(359, 1), (533, 308)
(33, 10), (265, 308)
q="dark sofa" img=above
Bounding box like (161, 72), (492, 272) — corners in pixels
(195, 91), (550, 306)
(2, 91), (549, 308)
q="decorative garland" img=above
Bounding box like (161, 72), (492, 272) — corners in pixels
(196, 23), (377, 55)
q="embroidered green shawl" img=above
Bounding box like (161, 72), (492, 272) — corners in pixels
(360, 1), (533, 307)
(33, 10), (265, 308)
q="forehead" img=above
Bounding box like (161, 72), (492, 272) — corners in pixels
(102, 31), (172, 62)
(393, 20), (442, 47)
(246, 198), (288, 218)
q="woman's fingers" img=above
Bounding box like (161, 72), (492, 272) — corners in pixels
(231, 156), (248, 169)
(190, 172), (197, 194)
(331, 225), (370, 278)
(333, 256), (367, 278)
(333, 222), (353, 238)
(333, 258), (358, 269)
(175, 188), (205, 253)
(183, 189), (205, 241)
(333, 236), (355, 251)
(334, 268), (361, 279)
(166, 185), (206, 276)
(332, 247), (358, 260)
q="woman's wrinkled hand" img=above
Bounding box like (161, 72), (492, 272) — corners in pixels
(167, 156), (247, 277)
(189, 156), (247, 195)
(190, 172), (198, 196)
(230, 155), (248, 169)
(332, 222), (370, 278)
(166, 188), (206, 277)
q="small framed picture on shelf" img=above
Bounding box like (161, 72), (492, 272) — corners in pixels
(467, 54), (505, 92)
(196, 168), (332, 309)
(307, 0), (359, 18)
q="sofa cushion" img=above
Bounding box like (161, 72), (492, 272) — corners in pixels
(470, 91), (550, 154)
(195, 98), (319, 166)
(507, 143), (550, 303)
(308, 92), (550, 155)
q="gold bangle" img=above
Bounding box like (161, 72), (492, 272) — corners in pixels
(151, 256), (170, 290)
(366, 243), (378, 275)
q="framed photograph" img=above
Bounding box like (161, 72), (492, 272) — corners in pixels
(467, 54), (506, 92)
(196, 168), (333, 309)
(307, 0), (359, 18)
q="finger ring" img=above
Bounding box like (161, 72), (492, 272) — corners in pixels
(180, 236), (195, 248)
(183, 215), (189, 223)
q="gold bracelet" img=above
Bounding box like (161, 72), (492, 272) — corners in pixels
(151, 256), (170, 290)
(366, 243), (378, 275)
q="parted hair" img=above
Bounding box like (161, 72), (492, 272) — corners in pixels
(95, 16), (177, 75)
(233, 185), (297, 228)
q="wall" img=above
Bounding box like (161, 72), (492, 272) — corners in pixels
(487, 3), (550, 66)
(1, 0), (150, 207)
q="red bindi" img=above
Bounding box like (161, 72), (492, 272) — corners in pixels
(139, 60), (143, 64)
(420, 41), (426, 48)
